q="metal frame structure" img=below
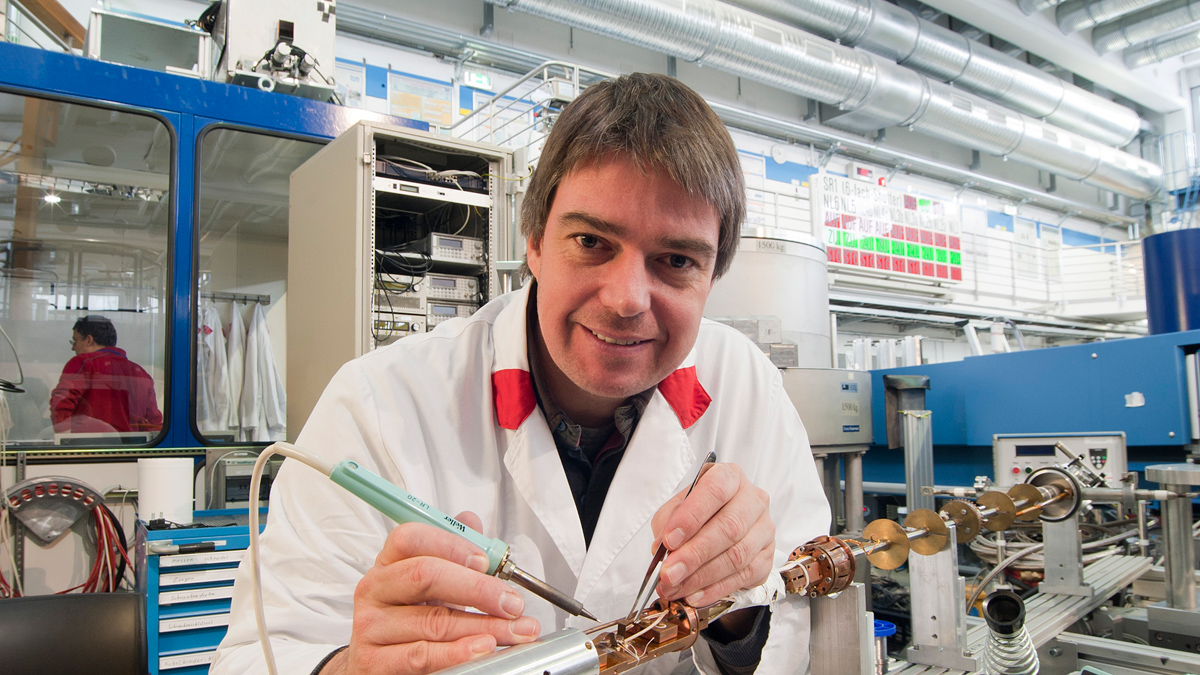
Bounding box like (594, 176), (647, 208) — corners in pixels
(0, 39), (423, 450)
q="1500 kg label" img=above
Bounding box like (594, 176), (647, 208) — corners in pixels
(756, 240), (786, 253)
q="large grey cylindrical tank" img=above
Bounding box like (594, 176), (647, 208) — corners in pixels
(705, 228), (832, 368)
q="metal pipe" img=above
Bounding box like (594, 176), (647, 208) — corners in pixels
(725, 0), (1142, 146)
(1018, 0), (1069, 14)
(1056, 0), (1163, 34)
(845, 452), (865, 533)
(1092, 0), (1200, 55)
(1136, 499), (1149, 557)
(1162, 482), (1197, 610)
(485, 0), (1162, 200)
(1124, 28), (1200, 68)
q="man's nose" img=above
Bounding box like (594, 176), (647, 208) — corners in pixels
(597, 254), (651, 318)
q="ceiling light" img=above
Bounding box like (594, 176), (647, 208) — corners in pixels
(43, 194), (61, 204)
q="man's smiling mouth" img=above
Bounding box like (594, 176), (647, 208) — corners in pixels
(589, 329), (648, 346)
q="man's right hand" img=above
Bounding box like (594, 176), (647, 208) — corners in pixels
(321, 511), (541, 674)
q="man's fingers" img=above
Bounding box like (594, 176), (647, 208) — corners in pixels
(358, 555), (524, 619)
(657, 484), (767, 588)
(353, 634), (498, 675)
(377, 522), (491, 572)
(649, 492), (685, 550)
(455, 510), (484, 534)
(659, 464), (742, 551)
(355, 604), (540, 647)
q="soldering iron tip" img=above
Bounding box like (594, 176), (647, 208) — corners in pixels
(581, 608), (598, 621)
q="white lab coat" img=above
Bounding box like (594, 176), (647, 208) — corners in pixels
(197, 302), (231, 433)
(213, 285), (830, 675)
(239, 303), (286, 442)
(226, 302), (247, 433)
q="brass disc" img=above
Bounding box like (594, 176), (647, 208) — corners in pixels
(904, 509), (949, 555)
(1007, 483), (1043, 522)
(938, 500), (982, 543)
(862, 519), (909, 570)
(977, 491), (1016, 532)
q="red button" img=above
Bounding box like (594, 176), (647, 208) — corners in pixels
(1012, 467), (1021, 474)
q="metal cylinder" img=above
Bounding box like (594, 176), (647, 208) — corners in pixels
(874, 620), (896, 675)
(845, 451), (865, 533)
(433, 629), (599, 675)
(705, 230), (831, 367)
(1145, 463), (1200, 611)
(1163, 481), (1197, 611)
(1143, 229), (1200, 335)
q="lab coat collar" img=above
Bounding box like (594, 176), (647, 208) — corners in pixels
(489, 283), (711, 431)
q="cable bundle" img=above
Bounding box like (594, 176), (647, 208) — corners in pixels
(57, 505), (132, 595)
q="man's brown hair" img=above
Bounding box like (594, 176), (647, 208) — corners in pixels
(521, 73), (744, 279)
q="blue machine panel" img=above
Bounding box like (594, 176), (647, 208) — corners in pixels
(871, 330), (1200, 449)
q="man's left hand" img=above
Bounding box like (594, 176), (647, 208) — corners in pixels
(650, 462), (775, 608)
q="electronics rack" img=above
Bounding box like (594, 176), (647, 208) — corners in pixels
(288, 121), (514, 439)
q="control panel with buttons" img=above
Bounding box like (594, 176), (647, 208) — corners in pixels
(992, 432), (1126, 489)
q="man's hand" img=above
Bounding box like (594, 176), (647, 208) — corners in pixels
(322, 511), (541, 675)
(651, 463), (775, 609)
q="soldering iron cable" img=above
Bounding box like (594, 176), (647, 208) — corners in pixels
(248, 442), (336, 675)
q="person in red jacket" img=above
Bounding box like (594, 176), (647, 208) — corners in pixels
(50, 315), (163, 434)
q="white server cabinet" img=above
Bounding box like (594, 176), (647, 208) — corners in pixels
(288, 121), (512, 439)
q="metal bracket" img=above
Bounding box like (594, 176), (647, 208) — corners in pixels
(886, 163), (911, 185)
(1039, 516), (1093, 597)
(954, 180), (978, 201)
(1055, 209), (1080, 227)
(817, 143), (846, 169)
(906, 522), (978, 671)
(811, 582), (875, 675)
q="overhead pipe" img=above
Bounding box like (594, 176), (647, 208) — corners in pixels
(485, 0), (1161, 199)
(1125, 27), (1200, 67)
(1093, 0), (1200, 54)
(1057, 0), (1168, 33)
(723, 0), (1142, 147)
(1017, 0), (1070, 14)
(333, 6), (1140, 224)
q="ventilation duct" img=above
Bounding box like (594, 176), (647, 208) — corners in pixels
(1018, 0), (1070, 14)
(1057, 0), (1167, 34)
(1093, 0), (1200, 54)
(723, 0), (1141, 147)
(1123, 25), (1200, 65)
(485, 0), (1161, 200)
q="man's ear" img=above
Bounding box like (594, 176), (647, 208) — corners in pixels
(525, 234), (542, 281)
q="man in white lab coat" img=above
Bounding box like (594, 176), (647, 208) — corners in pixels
(214, 73), (829, 675)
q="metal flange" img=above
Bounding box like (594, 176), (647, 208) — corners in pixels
(904, 508), (949, 555)
(863, 518), (909, 570)
(977, 491), (1016, 532)
(1007, 483), (1043, 522)
(1027, 467), (1083, 522)
(939, 500), (982, 543)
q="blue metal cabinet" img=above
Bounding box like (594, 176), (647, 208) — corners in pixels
(136, 509), (266, 674)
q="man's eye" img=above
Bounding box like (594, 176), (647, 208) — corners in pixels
(668, 254), (693, 269)
(576, 235), (599, 248)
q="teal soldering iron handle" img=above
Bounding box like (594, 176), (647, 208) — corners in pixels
(329, 460), (509, 574)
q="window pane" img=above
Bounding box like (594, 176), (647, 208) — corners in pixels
(195, 128), (321, 444)
(0, 93), (171, 447)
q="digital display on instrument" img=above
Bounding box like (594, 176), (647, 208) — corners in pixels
(1015, 444), (1056, 457)
(437, 237), (463, 249)
(430, 277), (456, 288)
(431, 304), (458, 316)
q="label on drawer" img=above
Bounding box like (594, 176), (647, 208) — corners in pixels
(159, 586), (234, 605)
(160, 651), (215, 670)
(160, 549), (244, 568)
(160, 612), (231, 633)
(161, 567), (239, 587)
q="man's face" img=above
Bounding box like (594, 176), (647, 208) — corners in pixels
(527, 154), (720, 417)
(70, 330), (86, 356)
